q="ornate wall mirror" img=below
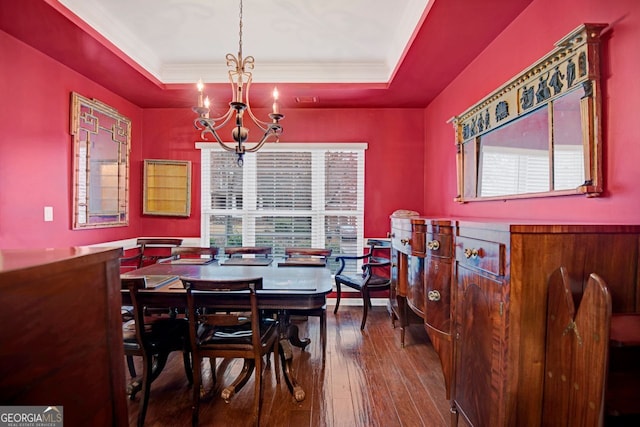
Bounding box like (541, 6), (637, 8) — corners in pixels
(451, 24), (605, 203)
(70, 92), (131, 229)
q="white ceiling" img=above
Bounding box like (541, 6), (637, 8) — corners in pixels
(58, 0), (430, 85)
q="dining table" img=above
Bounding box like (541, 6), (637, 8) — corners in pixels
(121, 256), (333, 402)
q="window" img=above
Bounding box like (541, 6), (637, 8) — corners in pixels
(198, 143), (367, 264)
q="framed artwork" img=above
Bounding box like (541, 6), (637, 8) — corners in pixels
(143, 159), (191, 217)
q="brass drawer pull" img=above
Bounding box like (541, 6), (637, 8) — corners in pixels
(427, 240), (440, 251)
(427, 290), (441, 301)
(464, 248), (479, 259)
(400, 238), (409, 245)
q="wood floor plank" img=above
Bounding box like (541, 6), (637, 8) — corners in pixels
(380, 322), (447, 427)
(125, 305), (451, 426)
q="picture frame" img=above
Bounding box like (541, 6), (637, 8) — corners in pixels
(143, 159), (191, 216)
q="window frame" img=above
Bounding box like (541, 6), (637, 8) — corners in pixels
(197, 142), (368, 258)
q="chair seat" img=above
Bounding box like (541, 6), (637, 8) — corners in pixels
(333, 240), (392, 330)
(123, 317), (190, 352)
(335, 274), (390, 290)
(198, 317), (278, 346)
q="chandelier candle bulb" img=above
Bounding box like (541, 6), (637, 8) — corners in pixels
(272, 87), (279, 114)
(203, 97), (210, 118)
(197, 79), (204, 107)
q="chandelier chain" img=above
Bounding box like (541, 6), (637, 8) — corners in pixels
(238, 0), (243, 59)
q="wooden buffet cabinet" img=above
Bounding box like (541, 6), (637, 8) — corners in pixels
(389, 212), (640, 427)
(0, 247), (128, 426)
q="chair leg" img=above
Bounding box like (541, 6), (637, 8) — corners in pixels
(137, 354), (153, 427)
(126, 355), (137, 378)
(183, 351), (193, 385)
(254, 356), (263, 426)
(272, 339), (280, 384)
(360, 288), (370, 330)
(333, 281), (342, 314)
(191, 355), (202, 427)
(320, 309), (327, 356)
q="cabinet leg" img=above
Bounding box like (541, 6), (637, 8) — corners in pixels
(450, 403), (459, 427)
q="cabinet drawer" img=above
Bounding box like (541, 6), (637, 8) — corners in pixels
(426, 232), (453, 259)
(391, 228), (412, 254)
(411, 221), (426, 256)
(455, 236), (505, 276)
(425, 258), (451, 333)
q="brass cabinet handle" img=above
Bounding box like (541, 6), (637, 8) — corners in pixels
(427, 240), (440, 251)
(464, 248), (479, 259)
(427, 290), (441, 301)
(400, 238), (409, 245)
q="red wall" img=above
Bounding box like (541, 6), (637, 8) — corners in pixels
(140, 107), (425, 240)
(4, 0), (638, 251)
(0, 31), (147, 248)
(423, 0), (640, 223)
(0, 29), (424, 249)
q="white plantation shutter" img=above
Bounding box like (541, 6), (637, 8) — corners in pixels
(553, 145), (585, 190)
(479, 146), (550, 197)
(198, 143), (367, 265)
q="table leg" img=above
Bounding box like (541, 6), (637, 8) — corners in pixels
(279, 310), (311, 349)
(221, 359), (256, 402)
(278, 338), (305, 402)
(287, 323), (311, 349)
(276, 311), (306, 401)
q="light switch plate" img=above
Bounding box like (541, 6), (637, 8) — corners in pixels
(44, 206), (53, 222)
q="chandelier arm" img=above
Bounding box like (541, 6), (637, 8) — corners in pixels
(197, 119), (240, 153)
(208, 108), (235, 130)
(243, 125), (282, 153)
(245, 105), (271, 131)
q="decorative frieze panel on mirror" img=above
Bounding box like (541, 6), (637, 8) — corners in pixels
(71, 93), (131, 229)
(451, 24), (605, 203)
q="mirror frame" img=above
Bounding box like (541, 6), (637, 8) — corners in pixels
(450, 24), (606, 203)
(70, 92), (131, 229)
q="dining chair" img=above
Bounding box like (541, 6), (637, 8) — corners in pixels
(542, 267), (611, 425)
(223, 246), (272, 258)
(183, 277), (280, 426)
(283, 247), (332, 266)
(161, 246), (219, 263)
(122, 277), (193, 427)
(137, 238), (183, 266)
(282, 248), (333, 353)
(120, 245), (144, 272)
(333, 239), (391, 330)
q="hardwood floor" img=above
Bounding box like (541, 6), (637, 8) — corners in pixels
(125, 305), (451, 426)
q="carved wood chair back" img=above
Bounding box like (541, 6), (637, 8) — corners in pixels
(183, 277), (279, 425)
(223, 246), (272, 258)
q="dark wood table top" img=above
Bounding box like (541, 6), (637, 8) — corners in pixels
(121, 259), (333, 310)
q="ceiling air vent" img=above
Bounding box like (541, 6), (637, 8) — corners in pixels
(295, 96), (319, 104)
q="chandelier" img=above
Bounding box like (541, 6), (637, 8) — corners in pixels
(192, 0), (284, 166)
